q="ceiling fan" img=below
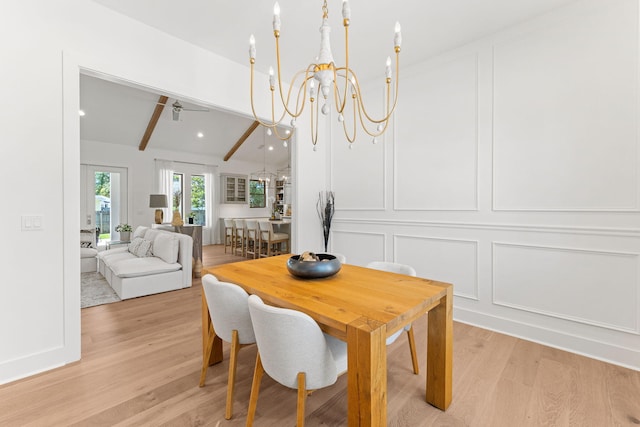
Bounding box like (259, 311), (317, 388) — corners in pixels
(170, 100), (209, 121)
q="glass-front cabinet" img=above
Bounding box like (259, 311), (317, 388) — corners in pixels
(221, 174), (247, 204)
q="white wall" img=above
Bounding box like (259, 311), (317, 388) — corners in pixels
(4, 0), (636, 386)
(330, 0), (640, 370)
(0, 0), (317, 384)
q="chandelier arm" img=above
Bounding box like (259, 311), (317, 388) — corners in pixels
(341, 95), (356, 143)
(352, 52), (400, 124)
(335, 25), (351, 115)
(332, 77), (347, 115)
(268, 73), (314, 142)
(250, 63), (290, 129)
(354, 86), (390, 138)
(274, 37), (310, 119)
(310, 98), (319, 146)
(281, 69), (315, 119)
(314, 94), (320, 145)
(292, 72), (316, 118)
(272, 126), (292, 141)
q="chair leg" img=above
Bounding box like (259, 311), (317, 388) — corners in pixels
(199, 326), (216, 387)
(246, 353), (265, 427)
(407, 326), (419, 375)
(226, 330), (240, 420)
(297, 372), (307, 427)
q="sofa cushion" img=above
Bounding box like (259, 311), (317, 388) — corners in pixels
(97, 246), (128, 260)
(152, 233), (180, 264)
(144, 229), (162, 243)
(100, 251), (136, 268)
(81, 247), (98, 258)
(128, 237), (153, 257)
(133, 226), (149, 240)
(110, 256), (181, 278)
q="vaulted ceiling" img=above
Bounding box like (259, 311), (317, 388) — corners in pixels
(79, 74), (290, 166)
(82, 0), (579, 165)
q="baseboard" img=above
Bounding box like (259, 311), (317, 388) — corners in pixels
(454, 307), (640, 371)
(0, 346), (77, 385)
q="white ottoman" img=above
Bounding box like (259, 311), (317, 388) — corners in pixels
(81, 247), (98, 273)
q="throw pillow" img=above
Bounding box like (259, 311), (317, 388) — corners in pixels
(80, 229), (95, 248)
(132, 226), (148, 240)
(152, 233), (179, 264)
(128, 237), (153, 258)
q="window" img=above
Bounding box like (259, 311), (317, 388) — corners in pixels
(172, 173), (184, 217)
(166, 166), (210, 226)
(191, 175), (205, 224)
(250, 179), (266, 208)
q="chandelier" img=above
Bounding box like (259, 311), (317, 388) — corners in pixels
(248, 0), (401, 149)
(277, 140), (292, 183)
(251, 127), (277, 188)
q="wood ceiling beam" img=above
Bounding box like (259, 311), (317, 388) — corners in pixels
(224, 120), (260, 161)
(139, 95), (169, 151)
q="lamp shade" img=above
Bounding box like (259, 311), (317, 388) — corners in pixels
(149, 194), (168, 208)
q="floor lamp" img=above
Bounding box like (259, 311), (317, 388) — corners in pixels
(149, 194), (168, 224)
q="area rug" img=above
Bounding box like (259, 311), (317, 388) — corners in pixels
(81, 272), (121, 308)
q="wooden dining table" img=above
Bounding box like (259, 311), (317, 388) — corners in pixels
(202, 255), (453, 426)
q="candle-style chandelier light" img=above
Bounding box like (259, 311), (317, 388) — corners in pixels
(249, 0), (401, 150)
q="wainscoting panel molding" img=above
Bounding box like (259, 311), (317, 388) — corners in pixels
(327, 0), (640, 370)
(492, 242), (639, 333)
(331, 230), (385, 267)
(394, 53), (479, 211)
(492, 0), (639, 212)
(330, 91), (386, 211)
(395, 235), (479, 300)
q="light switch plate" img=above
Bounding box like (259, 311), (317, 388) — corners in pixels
(22, 215), (43, 231)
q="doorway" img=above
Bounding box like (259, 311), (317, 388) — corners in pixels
(81, 164), (128, 246)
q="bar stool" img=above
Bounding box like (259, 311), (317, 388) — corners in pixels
(245, 219), (259, 259)
(223, 218), (235, 254)
(233, 219), (246, 257)
(258, 221), (289, 257)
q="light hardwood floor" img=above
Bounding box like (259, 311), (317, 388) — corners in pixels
(1, 245), (638, 426)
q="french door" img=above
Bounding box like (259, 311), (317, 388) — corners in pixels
(81, 164), (128, 245)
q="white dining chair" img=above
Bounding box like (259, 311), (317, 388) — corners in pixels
(246, 294), (348, 427)
(200, 274), (256, 420)
(366, 261), (420, 375)
(332, 253), (347, 264)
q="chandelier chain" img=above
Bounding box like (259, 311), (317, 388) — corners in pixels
(322, 0), (328, 19)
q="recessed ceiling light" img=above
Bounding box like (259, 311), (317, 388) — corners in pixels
(79, 110), (86, 116)
(197, 132), (204, 138)
(268, 145), (274, 151)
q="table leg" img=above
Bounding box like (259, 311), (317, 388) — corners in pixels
(346, 317), (387, 427)
(202, 291), (223, 366)
(426, 287), (453, 410)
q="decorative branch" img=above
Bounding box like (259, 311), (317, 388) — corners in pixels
(317, 191), (335, 252)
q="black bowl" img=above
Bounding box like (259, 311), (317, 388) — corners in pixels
(286, 254), (342, 279)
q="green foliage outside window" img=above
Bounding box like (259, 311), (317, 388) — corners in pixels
(250, 179), (266, 208)
(95, 172), (110, 197)
(191, 175), (205, 209)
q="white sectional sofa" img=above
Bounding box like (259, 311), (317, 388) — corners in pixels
(81, 229), (98, 273)
(97, 226), (193, 299)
